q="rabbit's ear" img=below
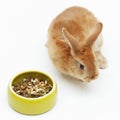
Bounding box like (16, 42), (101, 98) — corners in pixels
(62, 27), (79, 54)
(86, 22), (103, 47)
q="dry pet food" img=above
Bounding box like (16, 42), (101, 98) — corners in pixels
(12, 78), (53, 98)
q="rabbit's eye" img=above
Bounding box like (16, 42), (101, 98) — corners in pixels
(80, 64), (84, 70)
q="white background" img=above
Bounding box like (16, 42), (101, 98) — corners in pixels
(0, 0), (119, 120)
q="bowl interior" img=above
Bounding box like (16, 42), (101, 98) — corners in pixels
(12, 71), (53, 85)
(11, 71), (53, 97)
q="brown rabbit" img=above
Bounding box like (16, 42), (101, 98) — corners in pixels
(47, 6), (107, 82)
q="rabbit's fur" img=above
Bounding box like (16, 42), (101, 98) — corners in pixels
(47, 6), (107, 82)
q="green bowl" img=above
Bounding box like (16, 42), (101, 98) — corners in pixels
(8, 71), (57, 115)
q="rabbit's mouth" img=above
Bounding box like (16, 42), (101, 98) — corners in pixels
(84, 77), (91, 82)
(84, 75), (98, 82)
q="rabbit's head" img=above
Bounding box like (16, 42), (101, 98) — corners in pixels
(62, 23), (102, 82)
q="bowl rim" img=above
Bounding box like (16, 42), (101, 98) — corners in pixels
(8, 70), (57, 100)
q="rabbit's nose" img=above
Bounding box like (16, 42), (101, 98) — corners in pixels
(84, 72), (99, 82)
(90, 73), (98, 80)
